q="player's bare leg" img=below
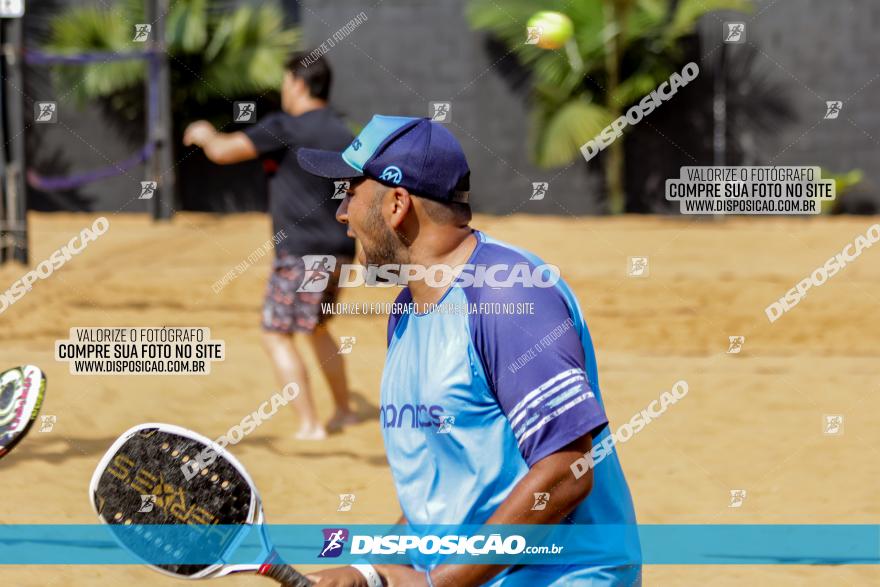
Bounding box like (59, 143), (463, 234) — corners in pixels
(309, 324), (359, 432)
(261, 331), (326, 440)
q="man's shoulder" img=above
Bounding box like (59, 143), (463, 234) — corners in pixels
(461, 233), (576, 341)
(259, 108), (352, 146)
(462, 233), (561, 300)
(470, 233), (539, 266)
(295, 108), (353, 144)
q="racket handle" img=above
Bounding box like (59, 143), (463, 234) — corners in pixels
(263, 564), (313, 587)
(259, 552), (313, 587)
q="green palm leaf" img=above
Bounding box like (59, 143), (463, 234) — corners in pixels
(467, 0), (753, 174)
(168, 0), (208, 53)
(666, 0), (752, 41)
(46, 0), (299, 112)
(534, 98), (614, 168)
(46, 7), (146, 104)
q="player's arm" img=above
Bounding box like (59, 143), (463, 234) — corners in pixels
(379, 435), (593, 586)
(183, 120), (258, 164)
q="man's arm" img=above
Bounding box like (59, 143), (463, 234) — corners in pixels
(183, 120), (258, 164)
(374, 435), (593, 587)
(309, 445), (592, 587)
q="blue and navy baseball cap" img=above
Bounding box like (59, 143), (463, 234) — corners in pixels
(297, 115), (470, 203)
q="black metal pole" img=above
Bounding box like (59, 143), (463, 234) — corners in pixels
(146, 0), (174, 220)
(0, 17), (8, 264)
(2, 14), (27, 263)
(712, 43), (727, 167)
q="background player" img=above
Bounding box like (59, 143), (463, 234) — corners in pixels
(183, 52), (358, 440)
(297, 116), (641, 585)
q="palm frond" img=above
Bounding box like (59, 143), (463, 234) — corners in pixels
(467, 0), (754, 169)
(665, 0), (752, 41)
(47, 0), (299, 111)
(46, 7), (146, 104)
(610, 69), (671, 107)
(167, 0), (209, 53)
(198, 4), (298, 101)
(533, 97), (613, 168)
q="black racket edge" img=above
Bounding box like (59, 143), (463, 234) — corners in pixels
(258, 549), (314, 587)
(0, 368), (47, 460)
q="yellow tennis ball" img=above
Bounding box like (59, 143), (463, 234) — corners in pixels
(527, 11), (574, 50)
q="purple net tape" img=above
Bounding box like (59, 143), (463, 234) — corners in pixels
(24, 49), (158, 65)
(24, 48), (163, 191)
(27, 142), (155, 191)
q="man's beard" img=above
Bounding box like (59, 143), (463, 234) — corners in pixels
(362, 208), (407, 267)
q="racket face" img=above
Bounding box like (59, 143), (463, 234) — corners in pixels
(90, 423), (263, 579)
(0, 365), (47, 460)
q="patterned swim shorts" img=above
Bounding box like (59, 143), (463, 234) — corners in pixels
(261, 252), (349, 334)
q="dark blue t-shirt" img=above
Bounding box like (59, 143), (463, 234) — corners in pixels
(244, 108), (355, 257)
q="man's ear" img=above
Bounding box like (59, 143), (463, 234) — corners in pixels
(282, 71), (295, 89)
(286, 73), (305, 94)
(387, 188), (413, 229)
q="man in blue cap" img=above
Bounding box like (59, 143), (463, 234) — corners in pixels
(299, 116), (641, 586)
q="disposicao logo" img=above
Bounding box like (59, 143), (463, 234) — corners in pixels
(319, 528), (349, 558)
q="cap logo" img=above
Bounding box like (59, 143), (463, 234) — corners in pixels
(350, 139), (362, 151)
(379, 165), (403, 184)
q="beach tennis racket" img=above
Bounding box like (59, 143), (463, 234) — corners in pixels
(89, 423), (312, 586)
(0, 365), (47, 460)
